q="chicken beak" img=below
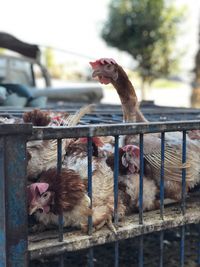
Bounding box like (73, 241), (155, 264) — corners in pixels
(92, 69), (102, 78)
(92, 68), (118, 81)
(29, 205), (43, 215)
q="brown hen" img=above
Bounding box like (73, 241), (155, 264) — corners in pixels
(90, 58), (200, 201)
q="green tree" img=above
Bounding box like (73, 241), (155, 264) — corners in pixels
(44, 47), (55, 70)
(101, 0), (184, 99)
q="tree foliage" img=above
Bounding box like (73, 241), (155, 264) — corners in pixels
(101, 0), (184, 85)
(44, 47), (55, 69)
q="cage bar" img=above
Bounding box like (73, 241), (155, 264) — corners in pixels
(0, 137), (7, 267)
(181, 131), (187, 215)
(138, 235), (144, 267)
(180, 225), (185, 267)
(114, 241), (119, 267)
(87, 247), (94, 267)
(160, 132), (165, 220)
(57, 138), (64, 242)
(87, 136), (93, 235)
(139, 134), (144, 225)
(59, 254), (64, 267)
(159, 230), (164, 267)
(197, 223), (200, 264)
(114, 135), (119, 226)
(0, 124), (32, 267)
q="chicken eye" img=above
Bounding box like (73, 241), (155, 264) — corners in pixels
(121, 153), (128, 167)
(42, 192), (48, 198)
(105, 65), (112, 70)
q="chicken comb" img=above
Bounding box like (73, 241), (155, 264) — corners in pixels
(122, 145), (140, 158)
(89, 58), (116, 68)
(27, 182), (49, 202)
(78, 137), (104, 147)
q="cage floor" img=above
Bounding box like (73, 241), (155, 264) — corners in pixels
(29, 190), (200, 260)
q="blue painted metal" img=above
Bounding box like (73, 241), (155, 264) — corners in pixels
(114, 241), (119, 267)
(57, 139), (64, 242)
(139, 134), (144, 225)
(139, 235), (144, 267)
(180, 225), (185, 267)
(160, 132), (165, 220)
(57, 139), (62, 173)
(29, 120), (200, 141)
(197, 223), (200, 264)
(5, 132), (31, 267)
(59, 254), (64, 267)
(181, 131), (187, 215)
(114, 135), (119, 226)
(1, 116), (200, 265)
(159, 230), (164, 267)
(57, 139), (64, 266)
(0, 137), (6, 267)
(87, 247), (94, 267)
(87, 137), (93, 235)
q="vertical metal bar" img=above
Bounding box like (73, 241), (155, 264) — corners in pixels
(114, 135), (119, 226)
(87, 136), (93, 235)
(181, 131), (186, 215)
(59, 254), (64, 267)
(0, 137), (6, 266)
(160, 132), (165, 220)
(87, 247), (94, 267)
(159, 230), (164, 267)
(57, 139), (63, 242)
(114, 241), (119, 267)
(138, 235), (144, 267)
(139, 134), (144, 225)
(5, 134), (29, 267)
(57, 139), (62, 173)
(180, 225), (185, 267)
(197, 223), (200, 265)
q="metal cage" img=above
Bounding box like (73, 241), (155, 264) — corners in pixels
(0, 106), (200, 267)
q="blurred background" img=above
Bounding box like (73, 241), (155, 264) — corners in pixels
(0, 0), (200, 108)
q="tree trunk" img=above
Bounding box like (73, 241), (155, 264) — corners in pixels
(191, 87), (200, 108)
(191, 21), (200, 107)
(141, 79), (148, 100)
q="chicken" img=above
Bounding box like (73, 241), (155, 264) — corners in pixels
(63, 137), (126, 232)
(90, 58), (147, 123)
(27, 168), (91, 232)
(106, 144), (158, 213)
(23, 109), (51, 126)
(0, 116), (22, 124)
(24, 105), (95, 180)
(90, 58), (200, 201)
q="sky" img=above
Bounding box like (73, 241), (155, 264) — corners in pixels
(0, 0), (200, 74)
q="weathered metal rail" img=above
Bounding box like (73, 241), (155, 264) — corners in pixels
(29, 193), (200, 260)
(0, 124), (32, 267)
(28, 120), (200, 141)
